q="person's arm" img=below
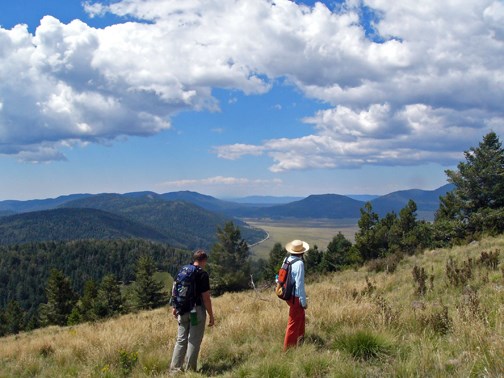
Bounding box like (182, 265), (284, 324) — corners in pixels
(296, 262), (307, 309)
(201, 291), (215, 326)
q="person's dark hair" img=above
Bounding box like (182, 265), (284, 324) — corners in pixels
(193, 249), (208, 262)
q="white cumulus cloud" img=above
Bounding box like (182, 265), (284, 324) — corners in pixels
(0, 0), (503, 167)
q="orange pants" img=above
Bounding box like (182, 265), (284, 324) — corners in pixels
(283, 296), (305, 350)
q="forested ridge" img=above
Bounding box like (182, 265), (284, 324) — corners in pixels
(60, 194), (266, 249)
(0, 208), (171, 245)
(0, 197), (267, 250)
(0, 239), (192, 325)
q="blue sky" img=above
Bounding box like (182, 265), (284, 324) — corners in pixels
(0, 0), (502, 200)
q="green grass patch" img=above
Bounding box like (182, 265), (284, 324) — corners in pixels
(333, 330), (392, 360)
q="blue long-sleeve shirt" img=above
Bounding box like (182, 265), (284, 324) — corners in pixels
(287, 255), (306, 307)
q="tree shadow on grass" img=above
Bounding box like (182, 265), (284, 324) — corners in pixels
(303, 332), (327, 350)
(200, 356), (245, 376)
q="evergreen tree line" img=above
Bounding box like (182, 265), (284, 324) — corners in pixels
(0, 239), (192, 336)
(0, 254), (175, 336)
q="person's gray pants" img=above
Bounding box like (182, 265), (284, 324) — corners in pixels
(170, 305), (207, 372)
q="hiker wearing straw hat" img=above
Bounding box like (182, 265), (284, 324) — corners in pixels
(283, 239), (309, 350)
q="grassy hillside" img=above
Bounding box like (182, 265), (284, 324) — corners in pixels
(1, 236), (503, 377)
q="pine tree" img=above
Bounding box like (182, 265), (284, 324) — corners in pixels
(436, 131), (504, 239)
(389, 200), (421, 254)
(80, 279), (98, 321)
(133, 256), (167, 310)
(266, 243), (287, 279)
(321, 232), (355, 272)
(354, 202), (381, 261)
(0, 308), (6, 336)
(67, 306), (82, 326)
(39, 269), (76, 326)
(304, 245), (323, 275)
(5, 300), (24, 335)
(94, 274), (124, 317)
(210, 222), (251, 295)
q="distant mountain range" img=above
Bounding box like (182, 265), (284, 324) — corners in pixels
(0, 194), (93, 214)
(223, 196), (305, 205)
(0, 184), (454, 247)
(0, 194), (267, 249)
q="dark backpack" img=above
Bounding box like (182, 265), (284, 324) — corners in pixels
(171, 264), (200, 315)
(275, 258), (298, 301)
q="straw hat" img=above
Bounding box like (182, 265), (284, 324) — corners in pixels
(285, 239), (310, 255)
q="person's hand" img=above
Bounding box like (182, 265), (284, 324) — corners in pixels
(303, 304), (308, 310)
(208, 315), (215, 327)
(172, 308), (177, 318)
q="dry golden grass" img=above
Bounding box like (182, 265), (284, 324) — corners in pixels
(1, 235), (503, 377)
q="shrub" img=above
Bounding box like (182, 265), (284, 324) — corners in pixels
(457, 287), (486, 322)
(374, 295), (398, 326)
(39, 343), (55, 358)
(420, 305), (453, 335)
(478, 250), (500, 270)
(367, 253), (403, 274)
(446, 257), (473, 287)
(118, 349), (138, 376)
(412, 265), (427, 296)
(333, 330), (391, 360)
(361, 276), (377, 296)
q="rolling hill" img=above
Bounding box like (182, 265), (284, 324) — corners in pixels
(0, 210), (15, 218)
(59, 194), (266, 249)
(225, 185), (453, 220)
(370, 184), (455, 218)
(0, 194), (92, 214)
(0, 208), (171, 245)
(248, 194), (365, 219)
(158, 191), (238, 211)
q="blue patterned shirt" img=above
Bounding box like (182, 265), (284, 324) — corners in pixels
(287, 255), (306, 307)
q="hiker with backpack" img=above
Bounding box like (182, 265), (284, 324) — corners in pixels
(277, 239), (309, 351)
(170, 250), (214, 372)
